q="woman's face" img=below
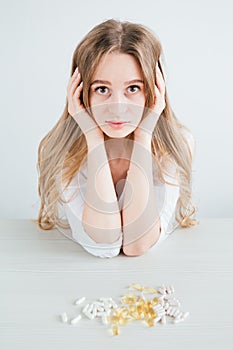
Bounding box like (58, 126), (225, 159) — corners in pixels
(89, 52), (146, 138)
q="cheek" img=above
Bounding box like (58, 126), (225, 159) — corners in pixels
(132, 92), (146, 106)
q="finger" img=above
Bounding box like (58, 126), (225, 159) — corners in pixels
(153, 84), (160, 101)
(156, 63), (166, 91)
(69, 73), (82, 96)
(73, 81), (83, 100)
(67, 67), (80, 91)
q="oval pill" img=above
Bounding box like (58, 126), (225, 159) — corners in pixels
(102, 315), (108, 324)
(183, 311), (190, 319)
(82, 303), (90, 313)
(61, 312), (68, 323)
(74, 296), (86, 305)
(173, 317), (184, 323)
(70, 314), (82, 324)
(173, 309), (180, 317)
(161, 315), (166, 324)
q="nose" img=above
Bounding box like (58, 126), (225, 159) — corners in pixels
(107, 92), (128, 115)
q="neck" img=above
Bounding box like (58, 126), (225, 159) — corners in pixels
(104, 134), (134, 161)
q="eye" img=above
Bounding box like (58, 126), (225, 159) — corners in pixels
(94, 86), (109, 95)
(127, 85), (140, 93)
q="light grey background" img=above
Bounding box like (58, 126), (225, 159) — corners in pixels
(0, 0), (232, 219)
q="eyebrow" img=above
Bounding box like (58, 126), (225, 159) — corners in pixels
(90, 79), (144, 86)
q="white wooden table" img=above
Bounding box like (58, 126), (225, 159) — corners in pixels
(0, 219), (232, 349)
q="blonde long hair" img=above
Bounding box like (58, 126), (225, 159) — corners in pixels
(37, 19), (198, 231)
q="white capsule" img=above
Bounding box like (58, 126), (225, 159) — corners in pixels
(88, 303), (94, 313)
(182, 311), (190, 319)
(160, 315), (166, 324)
(92, 305), (97, 317)
(104, 302), (111, 310)
(168, 299), (180, 306)
(154, 316), (162, 323)
(102, 315), (108, 324)
(176, 311), (184, 319)
(96, 311), (108, 317)
(154, 305), (164, 311)
(110, 300), (118, 309)
(170, 285), (175, 293)
(173, 309), (181, 317)
(74, 296), (86, 305)
(164, 294), (174, 300)
(158, 287), (166, 295)
(155, 310), (166, 317)
(166, 285), (172, 294)
(82, 303), (90, 313)
(159, 307), (166, 313)
(170, 309), (178, 316)
(157, 311), (166, 317)
(173, 317), (184, 324)
(96, 305), (105, 312)
(61, 312), (68, 323)
(70, 314), (82, 325)
(83, 310), (95, 320)
(94, 302), (105, 310)
(108, 298), (118, 309)
(158, 298), (165, 306)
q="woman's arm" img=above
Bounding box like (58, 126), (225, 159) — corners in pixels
(82, 140), (122, 244)
(122, 137), (161, 256)
(121, 63), (166, 256)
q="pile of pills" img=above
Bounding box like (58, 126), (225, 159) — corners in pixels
(59, 283), (190, 336)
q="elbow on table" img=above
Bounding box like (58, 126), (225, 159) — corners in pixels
(122, 226), (161, 257)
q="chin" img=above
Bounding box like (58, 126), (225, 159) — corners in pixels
(103, 130), (134, 139)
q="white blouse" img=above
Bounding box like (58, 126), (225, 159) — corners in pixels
(59, 129), (195, 258)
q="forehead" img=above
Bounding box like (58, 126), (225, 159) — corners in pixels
(92, 52), (143, 81)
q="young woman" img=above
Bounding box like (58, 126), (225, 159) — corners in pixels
(37, 19), (198, 258)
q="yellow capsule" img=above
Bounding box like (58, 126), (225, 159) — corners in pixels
(143, 286), (158, 294)
(121, 293), (137, 305)
(137, 297), (146, 305)
(136, 304), (144, 315)
(129, 283), (144, 291)
(152, 297), (159, 305)
(129, 304), (137, 312)
(148, 308), (156, 319)
(112, 324), (120, 336)
(108, 315), (120, 324)
(146, 317), (154, 327)
(114, 309), (123, 317)
(118, 317), (131, 326)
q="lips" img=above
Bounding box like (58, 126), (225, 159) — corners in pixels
(106, 121), (128, 124)
(106, 121), (129, 129)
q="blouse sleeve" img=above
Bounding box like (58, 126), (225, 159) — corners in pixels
(152, 128), (196, 246)
(60, 165), (122, 259)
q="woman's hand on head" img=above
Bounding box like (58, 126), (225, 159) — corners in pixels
(134, 62), (166, 143)
(67, 67), (104, 144)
